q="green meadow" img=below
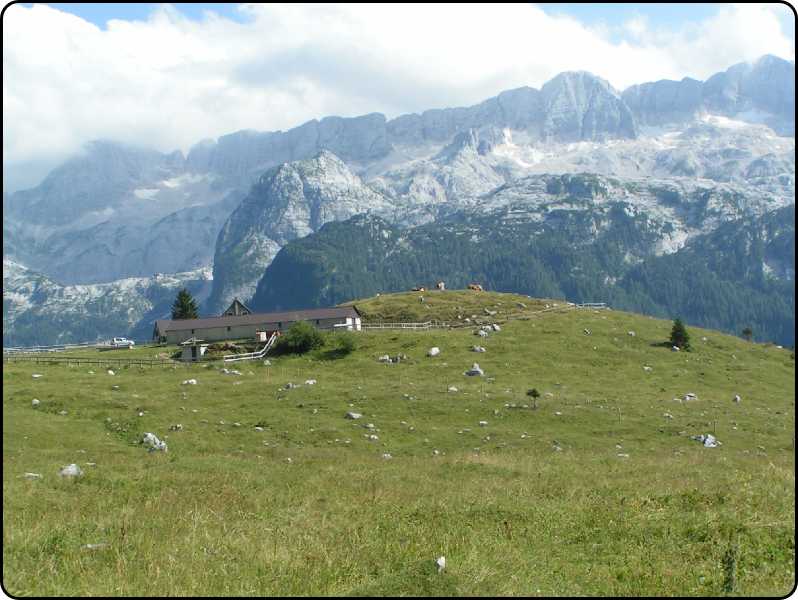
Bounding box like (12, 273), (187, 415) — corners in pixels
(3, 291), (794, 596)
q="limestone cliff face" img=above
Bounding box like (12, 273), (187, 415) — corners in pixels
(207, 151), (394, 312)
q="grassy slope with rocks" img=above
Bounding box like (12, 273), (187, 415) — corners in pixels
(3, 291), (794, 596)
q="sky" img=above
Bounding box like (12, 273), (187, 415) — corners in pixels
(3, 2), (796, 192)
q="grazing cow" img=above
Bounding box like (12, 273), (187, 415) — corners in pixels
(411, 286), (426, 292)
(468, 283), (484, 291)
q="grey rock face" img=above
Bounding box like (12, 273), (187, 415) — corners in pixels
(539, 72), (637, 142)
(207, 150), (393, 311)
(622, 78), (704, 126)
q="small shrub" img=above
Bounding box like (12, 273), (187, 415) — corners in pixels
(274, 321), (325, 355)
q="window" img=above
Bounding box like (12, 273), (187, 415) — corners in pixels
(316, 319), (320, 325)
(191, 329), (195, 334)
(227, 326), (231, 332)
(278, 322), (282, 328)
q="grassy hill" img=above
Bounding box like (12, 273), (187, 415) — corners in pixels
(3, 291), (794, 596)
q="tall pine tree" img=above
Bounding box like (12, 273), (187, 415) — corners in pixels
(171, 288), (199, 320)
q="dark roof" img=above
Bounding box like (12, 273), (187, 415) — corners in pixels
(155, 305), (361, 333)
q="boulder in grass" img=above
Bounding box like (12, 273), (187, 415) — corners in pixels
(305, 379), (317, 385)
(465, 363), (484, 376)
(107, 370), (115, 376)
(435, 556), (446, 573)
(427, 347), (441, 357)
(733, 394), (741, 403)
(32, 374), (43, 379)
(31, 399), (40, 408)
(141, 432), (168, 453)
(181, 379), (197, 385)
(627, 331), (636, 337)
(691, 433), (721, 448)
(492, 324), (501, 332)
(472, 345), (486, 353)
(59, 464), (83, 478)
(476, 329), (489, 338)
(378, 355), (391, 363)
(345, 412), (362, 420)
(23, 472), (42, 480)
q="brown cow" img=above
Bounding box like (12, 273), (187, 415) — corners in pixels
(468, 283), (484, 291)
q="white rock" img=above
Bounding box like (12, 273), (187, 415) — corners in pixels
(476, 329), (489, 338)
(471, 346), (486, 353)
(31, 399), (40, 407)
(304, 379), (317, 385)
(141, 432), (167, 452)
(107, 370), (115, 376)
(627, 331), (635, 337)
(59, 464), (83, 478)
(381, 453), (393, 460)
(254, 426), (264, 432)
(479, 420), (488, 427)
(169, 424), (183, 431)
(492, 324), (501, 332)
(31, 373), (43, 379)
(464, 363), (484, 377)
(671, 346), (680, 352)
(435, 556), (446, 573)
(367, 434), (379, 441)
(82, 543), (110, 551)
(181, 379), (197, 385)
(643, 366), (653, 372)
(427, 347), (441, 357)
(378, 355), (392, 363)
(733, 394), (741, 403)
(345, 412), (362, 420)
(447, 386), (458, 393)
(23, 472), (42, 480)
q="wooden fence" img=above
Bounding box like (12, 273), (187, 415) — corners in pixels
(2, 354), (184, 368)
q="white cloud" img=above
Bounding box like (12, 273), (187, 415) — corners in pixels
(2, 2), (794, 188)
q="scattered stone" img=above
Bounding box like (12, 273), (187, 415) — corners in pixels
(262, 360), (271, 366)
(58, 410), (68, 416)
(82, 543), (110, 551)
(491, 324), (501, 332)
(464, 363), (484, 377)
(23, 472), (42, 480)
(365, 423), (376, 430)
(381, 453), (393, 460)
(663, 413), (674, 419)
(284, 382), (298, 390)
(684, 392), (697, 402)
(107, 370), (115, 376)
(345, 412), (362, 420)
(31, 373), (43, 379)
(137, 411), (144, 417)
(583, 328), (591, 335)
(141, 432), (167, 452)
(484, 308), (497, 316)
(627, 331), (635, 337)
(367, 434), (379, 441)
(733, 394), (741, 403)
(285, 457), (293, 463)
(476, 329), (489, 338)
(304, 379), (317, 385)
(435, 556), (446, 573)
(254, 426), (264, 432)
(59, 464), (83, 478)
(643, 366), (653, 372)
(691, 433), (721, 448)
(432, 449), (440, 456)
(378, 355), (391, 363)
(516, 302), (527, 309)
(233, 422), (242, 428)
(447, 386), (458, 393)
(555, 411), (562, 416)
(31, 399), (40, 407)
(671, 346), (680, 352)
(427, 347), (441, 357)
(471, 345), (486, 353)
(479, 420), (488, 427)
(617, 453), (630, 458)
(182, 379), (197, 385)
(701, 336), (708, 342)
(112, 385), (121, 390)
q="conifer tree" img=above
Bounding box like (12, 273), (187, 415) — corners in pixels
(670, 317), (691, 350)
(171, 288), (199, 320)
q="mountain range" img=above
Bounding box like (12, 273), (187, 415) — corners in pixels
(3, 54), (795, 346)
